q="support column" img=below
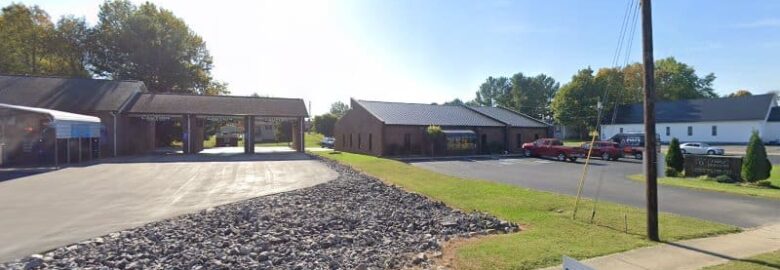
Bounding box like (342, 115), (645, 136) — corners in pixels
(299, 117), (305, 152)
(183, 114), (192, 154)
(244, 116), (255, 154)
(292, 117), (304, 152)
(78, 138), (82, 163)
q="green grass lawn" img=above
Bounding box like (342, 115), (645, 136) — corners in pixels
(312, 151), (738, 270)
(628, 166), (780, 200)
(305, 132), (325, 148)
(703, 250), (780, 270)
(203, 135), (217, 148)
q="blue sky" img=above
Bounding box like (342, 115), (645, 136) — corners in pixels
(18, 0), (780, 115)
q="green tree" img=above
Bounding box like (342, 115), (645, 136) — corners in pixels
(0, 3), (57, 75)
(665, 138), (684, 174)
(204, 80), (230, 96)
(511, 73), (559, 120)
(742, 131), (771, 182)
(50, 16), (90, 77)
(90, 0), (213, 93)
(329, 101), (349, 117)
(312, 113), (338, 137)
(727, 90), (752, 97)
(622, 57), (717, 101)
(473, 76), (512, 107)
(442, 98), (465, 106)
(552, 68), (600, 138)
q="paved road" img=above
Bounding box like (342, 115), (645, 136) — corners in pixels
(0, 152), (338, 263)
(411, 157), (780, 228)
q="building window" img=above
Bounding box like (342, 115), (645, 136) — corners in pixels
(666, 126), (670, 136)
(358, 133), (362, 149)
(687, 126), (693, 136)
(712, 125), (717, 136)
(350, 133), (353, 148)
(619, 127), (623, 133)
(516, 134), (523, 148)
(368, 133), (373, 151)
(403, 133), (411, 151)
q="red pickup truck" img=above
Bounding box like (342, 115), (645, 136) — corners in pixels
(522, 138), (581, 162)
(578, 141), (623, 161)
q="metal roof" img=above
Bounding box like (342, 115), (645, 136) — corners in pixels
(467, 106), (549, 127)
(0, 75), (145, 113)
(0, 103), (100, 123)
(607, 94), (776, 124)
(355, 100), (504, 127)
(126, 93), (309, 117)
(768, 107), (780, 122)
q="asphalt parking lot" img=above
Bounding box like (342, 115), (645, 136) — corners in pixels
(410, 156), (780, 228)
(0, 151), (338, 263)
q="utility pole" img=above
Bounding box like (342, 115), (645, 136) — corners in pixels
(641, 0), (659, 241)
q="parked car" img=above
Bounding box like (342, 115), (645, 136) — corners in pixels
(680, 142), (724, 155)
(607, 132), (660, 160)
(320, 137), (335, 148)
(579, 141), (623, 161)
(522, 138), (581, 162)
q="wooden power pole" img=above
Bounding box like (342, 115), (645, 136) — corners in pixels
(641, 0), (659, 241)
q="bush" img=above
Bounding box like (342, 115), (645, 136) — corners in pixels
(755, 180), (773, 188)
(665, 167), (680, 177)
(714, 175), (737, 183)
(742, 131), (771, 182)
(666, 138), (684, 172)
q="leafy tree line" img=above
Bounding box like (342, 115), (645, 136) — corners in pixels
(467, 57), (729, 137)
(311, 101), (350, 137)
(0, 1), (227, 95)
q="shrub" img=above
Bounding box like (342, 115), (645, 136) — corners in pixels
(755, 180), (774, 188)
(742, 131), (771, 182)
(666, 138), (684, 172)
(714, 175), (736, 183)
(664, 167), (680, 177)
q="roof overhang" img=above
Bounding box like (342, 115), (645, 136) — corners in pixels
(0, 103), (99, 123)
(0, 103), (101, 138)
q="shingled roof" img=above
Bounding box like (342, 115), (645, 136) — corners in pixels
(768, 107), (780, 122)
(468, 106), (549, 127)
(355, 100), (504, 127)
(0, 75), (145, 113)
(126, 93), (308, 117)
(608, 94), (776, 124)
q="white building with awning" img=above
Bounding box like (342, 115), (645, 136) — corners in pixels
(0, 103), (101, 166)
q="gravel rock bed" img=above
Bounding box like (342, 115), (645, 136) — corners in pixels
(3, 157), (518, 270)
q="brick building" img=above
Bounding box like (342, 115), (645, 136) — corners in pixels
(334, 99), (550, 156)
(0, 75), (308, 166)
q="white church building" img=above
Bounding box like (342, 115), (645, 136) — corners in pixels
(601, 93), (780, 144)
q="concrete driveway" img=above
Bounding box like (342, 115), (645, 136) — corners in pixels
(410, 157), (780, 228)
(0, 152), (338, 262)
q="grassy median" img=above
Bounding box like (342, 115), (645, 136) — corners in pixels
(628, 166), (780, 200)
(313, 151), (738, 270)
(703, 250), (780, 270)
